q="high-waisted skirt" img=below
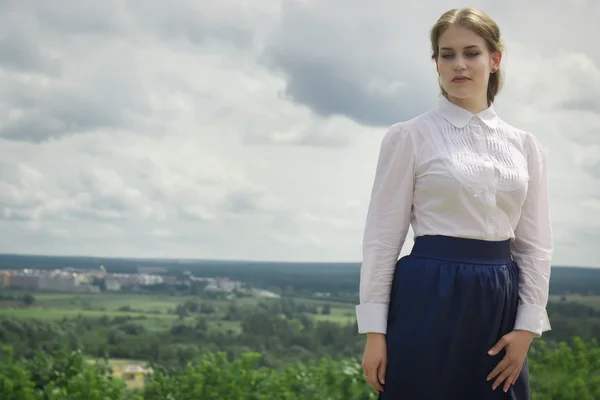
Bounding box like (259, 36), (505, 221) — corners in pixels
(379, 235), (529, 400)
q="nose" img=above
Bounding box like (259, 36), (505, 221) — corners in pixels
(453, 55), (467, 71)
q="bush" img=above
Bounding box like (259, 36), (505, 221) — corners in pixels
(0, 337), (598, 399)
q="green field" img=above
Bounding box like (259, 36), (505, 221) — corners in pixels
(0, 291), (357, 332)
(3, 291), (599, 330)
(549, 293), (600, 309)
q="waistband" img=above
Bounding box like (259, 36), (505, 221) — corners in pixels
(410, 235), (513, 265)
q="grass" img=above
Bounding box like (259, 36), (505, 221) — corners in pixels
(549, 294), (600, 310)
(0, 291), (355, 333)
(0, 307), (176, 320)
(209, 320), (242, 334)
(1, 291), (262, 312)
(3, 291), (596, 328)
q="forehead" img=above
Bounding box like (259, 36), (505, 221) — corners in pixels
(438, 25), (486, 50)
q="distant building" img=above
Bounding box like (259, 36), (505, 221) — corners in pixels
(0, 271), (10, 288)
(162, 276), (177, 285)
(252, 288), (280, 298)
(121, 363), (153, 384)
(204, 277), (242, 293)
(105, 279), (122, 291)
(38, 275), (77, 291)
(7, 274), (40, 289)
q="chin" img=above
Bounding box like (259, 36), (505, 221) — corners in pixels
(445, 90), (473, 100)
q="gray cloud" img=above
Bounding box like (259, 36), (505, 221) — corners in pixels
(0, 28), (160, 143)
(566, 125), (600, 146)
(558, 54), (600, 114)
(563, 99), (600, 114)
(32, 1), (125, 36)
(0, 31), (61, 76)
(242, 118), (357, 148)
(0, 74), (149, 142)
(151, 11), (255, 49)
(264, 56), (418, 127)
(0, 1), (276, 144)
(260, 1), (438, 127)
(0, 161), (57, 222)
(586, 159), (600, 179)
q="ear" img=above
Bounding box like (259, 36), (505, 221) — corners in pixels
(491, 51), (502, 71)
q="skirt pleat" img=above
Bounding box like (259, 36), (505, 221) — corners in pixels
(379, 235), (529, 400)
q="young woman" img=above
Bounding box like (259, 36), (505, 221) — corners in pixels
(356, 8), (552, 400)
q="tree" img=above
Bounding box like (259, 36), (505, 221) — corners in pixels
(1, 338), (599, 399)
(22, 294), (35, 306)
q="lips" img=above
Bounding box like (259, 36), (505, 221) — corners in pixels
(452, 76), (470, 82)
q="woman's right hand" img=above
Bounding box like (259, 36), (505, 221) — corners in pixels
(361, 332), (387, 394)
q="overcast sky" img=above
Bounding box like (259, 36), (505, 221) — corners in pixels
(0, 1), (598, 267)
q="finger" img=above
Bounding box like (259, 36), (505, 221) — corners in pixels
(487, 357), (510, 381)
(378, 360), (387, 386)
(488, 336), (507, 356)
(493, 365), (515, 391)
(369, 376), (384, 393)
(503, 368), (520, 392)
(511, 367), (521, 386)
(368, 366), (384, 393)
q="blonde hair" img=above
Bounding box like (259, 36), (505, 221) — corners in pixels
(430, 8), (504, 105)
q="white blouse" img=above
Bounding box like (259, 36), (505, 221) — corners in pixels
(355, 95), (553, 337)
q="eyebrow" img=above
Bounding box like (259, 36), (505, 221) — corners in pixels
(440, 45), (480, 51)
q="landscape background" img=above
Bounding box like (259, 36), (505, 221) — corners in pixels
(1, 253), (599, 398)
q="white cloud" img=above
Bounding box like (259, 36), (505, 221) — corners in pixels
(0, 1), (598, 268)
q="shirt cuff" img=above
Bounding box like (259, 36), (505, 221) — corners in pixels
(514, 303), (551, 337)
(355, 303), (388, 334)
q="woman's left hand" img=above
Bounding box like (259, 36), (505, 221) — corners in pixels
(486, 330), (535, 392)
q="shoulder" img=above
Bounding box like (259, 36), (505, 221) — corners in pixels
(382, 110), (434, 144)
(498, 120), (547, 163)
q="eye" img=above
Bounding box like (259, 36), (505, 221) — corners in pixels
(465, 52), (479, 57)
(441, 54), (454, 59)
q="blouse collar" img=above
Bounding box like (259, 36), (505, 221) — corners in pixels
(436, 95), (500, 129)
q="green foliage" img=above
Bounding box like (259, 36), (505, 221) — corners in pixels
(0, 297), (362, 370)
(142, 352), (377, 400)
(0, 346), (37, 400)
(0, 337), (598, 399)
(529, 337), (600, 400)
(0, 346), (378, 400)
(2, 291), (600, 398)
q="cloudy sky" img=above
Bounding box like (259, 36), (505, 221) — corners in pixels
(0, 1), (598, 267)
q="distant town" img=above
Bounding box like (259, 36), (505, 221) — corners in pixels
(0, 266), (281, 298)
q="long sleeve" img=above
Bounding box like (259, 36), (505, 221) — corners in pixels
(511, 133), (553, 337)
(355, 123), (416, 334)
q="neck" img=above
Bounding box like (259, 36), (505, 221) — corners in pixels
(446, 94), (489, 114)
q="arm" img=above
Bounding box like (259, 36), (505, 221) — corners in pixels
(511, 133), (553, 337)
(355, 123), (416, 334)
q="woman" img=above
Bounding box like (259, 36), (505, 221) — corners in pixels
(357, 7), (552, 400)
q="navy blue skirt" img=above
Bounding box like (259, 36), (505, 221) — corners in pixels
(379, 235), (529, 400)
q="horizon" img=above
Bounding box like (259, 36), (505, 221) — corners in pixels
(0, 252), (598, 270)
